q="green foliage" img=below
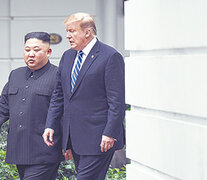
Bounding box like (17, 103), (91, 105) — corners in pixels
(125, 104), (131, 111)
(1, 123), (126, 180)
(58, 163), (126, 180)
(0, 121), (9, 151)
(105, 166), (126, 180)
(0, 149), (19, 180)
(0, 123), (19, 180)
(56, 160), (77, 180)
(0, 122), (19, 179)
(0, 150), (126, 180)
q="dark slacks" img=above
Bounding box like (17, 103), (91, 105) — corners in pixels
(16, 163), (59, 180)
(72, 149), (115, 180)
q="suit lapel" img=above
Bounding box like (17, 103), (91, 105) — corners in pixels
(69, 41), (100, 99)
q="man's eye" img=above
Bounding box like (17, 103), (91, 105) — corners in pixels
(25, 49), (30, 52)
(34, 49), (40, 52)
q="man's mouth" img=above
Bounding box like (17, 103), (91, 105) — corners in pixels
(28, 59), (35, 63)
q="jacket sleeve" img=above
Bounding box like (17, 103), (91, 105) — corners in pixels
(45, 55), (64, 130)
(103, 52), (125, 139)
(0, 82), (10, 129)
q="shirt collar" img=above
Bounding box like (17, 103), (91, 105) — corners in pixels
(26, 61), (51, 80)
(81, 37), (97, 56)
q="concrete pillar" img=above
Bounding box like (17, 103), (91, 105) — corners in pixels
(125, 0), (207, 179)
(96, 0), (125, 54)
(0, 0), (11, 90)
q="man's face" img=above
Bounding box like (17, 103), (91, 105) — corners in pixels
(24, 38), (51, 70)
(65, 21), (88, 51)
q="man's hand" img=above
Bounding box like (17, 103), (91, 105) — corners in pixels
(62, 149), (73, 160)
(42, 128), (54, 146)
(100, 135), (115, 152)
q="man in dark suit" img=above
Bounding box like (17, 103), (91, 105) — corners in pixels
(0, 32), (63, 180)
(43, 12), (125, 180)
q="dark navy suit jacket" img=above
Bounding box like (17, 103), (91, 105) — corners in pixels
(0, 62), (63, 164)
(46, 40), (125, 155)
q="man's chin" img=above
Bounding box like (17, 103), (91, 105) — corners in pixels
(27, 64), (36, 70)
(70, 44), (77, 50)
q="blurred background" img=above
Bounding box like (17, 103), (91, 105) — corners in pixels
(0, 0), (126, 92)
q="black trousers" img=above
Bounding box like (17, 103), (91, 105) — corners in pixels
(16, 163), (59, 180)
(72, 149), (115, 180)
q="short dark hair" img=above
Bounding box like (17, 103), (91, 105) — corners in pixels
(24, 32), (50, 44)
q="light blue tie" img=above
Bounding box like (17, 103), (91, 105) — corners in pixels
(71, 50), (84, 92)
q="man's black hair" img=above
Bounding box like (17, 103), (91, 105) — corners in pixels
(25, 32), (50, 44)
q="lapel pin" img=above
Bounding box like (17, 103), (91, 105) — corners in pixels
(91, 55), (94, 58)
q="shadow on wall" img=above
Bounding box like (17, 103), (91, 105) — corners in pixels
(111, 104), (131, 169)
(111, 149), (130, 169)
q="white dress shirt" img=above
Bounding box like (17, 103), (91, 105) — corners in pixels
(71, 37), (97, 73)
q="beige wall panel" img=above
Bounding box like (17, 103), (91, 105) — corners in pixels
(11, 59), (26, 70)
(0, 20), (10, 58)
(11, 19), (70, 59)
(0, 0), (10, 16)
(50, 58), (60, 67)
(0, 61), (10, 93)
(127, 163), (177, 180)
(11, 0), (96, 17)
(126, 109), (207, 180)
(125, 0), (207, 50)
(125, 55), (207, 117)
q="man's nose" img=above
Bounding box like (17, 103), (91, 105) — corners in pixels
(66, 32), (71, 39)
(29, 50), (35, 56)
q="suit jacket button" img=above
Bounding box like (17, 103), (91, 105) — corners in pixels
(19, 112), (23, 115)
(19, 125), (22, 128)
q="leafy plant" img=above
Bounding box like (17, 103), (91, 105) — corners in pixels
(56, 160), (77, 180)
(0, 121), (9, 151)
(58, 164), (126, 180)
(0, 122), (20, 179)
(0, 123), (19, 180)
(1, 122), (126, 180)
(0, 151), (126, 180)
(105, 166), (126, 180)
(0, 149), (19, 180)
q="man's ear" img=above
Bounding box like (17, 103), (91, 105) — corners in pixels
(85, 28), (91, 38)
(47, 48), (52, 57)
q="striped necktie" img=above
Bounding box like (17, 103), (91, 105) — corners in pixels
(71, 50), (84, 92)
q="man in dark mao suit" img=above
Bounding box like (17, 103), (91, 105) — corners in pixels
(0, 32), (63, 180)
(43, 12), (125, 180)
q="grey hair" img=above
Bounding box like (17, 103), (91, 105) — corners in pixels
(64, 12), (97, 35)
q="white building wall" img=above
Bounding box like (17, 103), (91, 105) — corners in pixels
(0, 0), (10, 92)
(125, 0), (207, 180)
(0, 0), (125, 92)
